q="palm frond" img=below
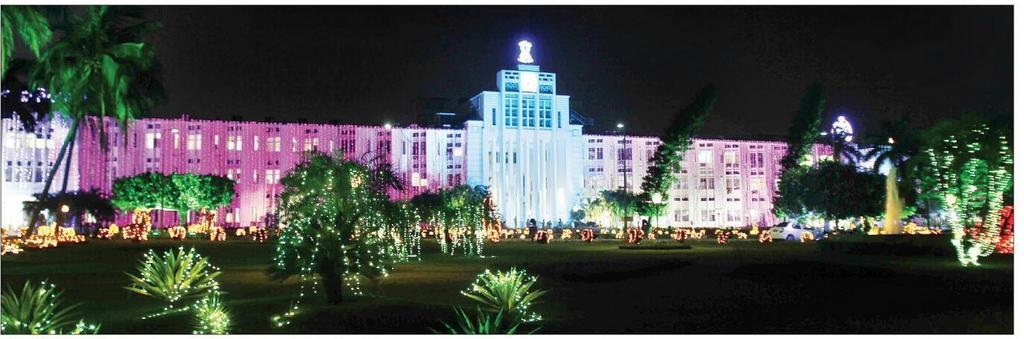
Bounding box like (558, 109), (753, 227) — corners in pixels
(460, 268), (547, 323)
(124, 247), (222, 309)
(0, 281), (100, 334)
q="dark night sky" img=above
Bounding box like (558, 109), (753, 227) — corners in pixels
(144, 5), (1011, 138)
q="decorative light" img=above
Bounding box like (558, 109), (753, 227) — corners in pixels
(559, 228), (573, 240)
(533, 229), (552, 244)
(925, 122), (1012, 266)
(579, 228), (595, 242)
(517, 40), (534, 64)
(626, 227), (644, 244)
(209, 227), (226, 242)
(715, 229), (730, 244)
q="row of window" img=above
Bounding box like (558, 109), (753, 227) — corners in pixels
(498, 94), (559, 128)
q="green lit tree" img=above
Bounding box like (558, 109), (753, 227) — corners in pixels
(111, 172), (234, 226)
(2, 5), (53, 79)
(600, 190), (641, 230)
(169, 173), (234, 225)
(638, 84), (717, 226)
(411, 185), (489, 256)
(27, 5), (163, 233)
(270, 151), (400, 305)
(111, 172), (175, 213)
(922, 113), (1013, 266)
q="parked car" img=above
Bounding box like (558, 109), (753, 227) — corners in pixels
(770, 221), (824, 241)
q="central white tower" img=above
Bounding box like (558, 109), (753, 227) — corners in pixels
(464, 41), (585, 228)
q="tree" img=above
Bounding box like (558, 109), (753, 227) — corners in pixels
(2, 5), (53, 79)
(779, 82), (826, 172)
(638, 84), (717, 225)
(773, 161), (885, 229)
(600, 190), (641, 229)
(410, 185), (490, 256)
(26, 5), (163, 233)
(111, 172), (234, 226)
(169, 173), (234, 225)
(270, 151), (400, 304)
(22, 189), (115, 228)
(111, 172), (175, 212)
(864, 115), (925, 207)
(922, 113), (1013, 266)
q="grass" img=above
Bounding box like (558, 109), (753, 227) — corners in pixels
(0, 237), (1012, 334)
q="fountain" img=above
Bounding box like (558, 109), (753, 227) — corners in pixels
(882, 168), (904, 235)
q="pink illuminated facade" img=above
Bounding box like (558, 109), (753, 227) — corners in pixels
(2, 112), (831, 230)
(1, 42), (834, 230)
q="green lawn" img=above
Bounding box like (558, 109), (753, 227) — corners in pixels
(0, 237), (1012, 334)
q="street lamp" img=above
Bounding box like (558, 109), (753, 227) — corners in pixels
(616, 123), (628, 231)
(384, 123), (393, 130)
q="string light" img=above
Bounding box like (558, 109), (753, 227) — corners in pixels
(533, 229), (553, 244)
(579, 228), (595, 242)
(626, 227), (644, 244)
(925, 122), (1012, 266)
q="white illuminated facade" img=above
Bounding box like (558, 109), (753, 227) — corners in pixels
(465, 54), (584, 227)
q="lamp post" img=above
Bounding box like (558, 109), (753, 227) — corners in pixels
(616, 123), (628, 231)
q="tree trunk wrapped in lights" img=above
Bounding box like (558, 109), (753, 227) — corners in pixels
(923, 114), (1012, 266)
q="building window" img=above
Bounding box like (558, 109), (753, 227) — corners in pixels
(726, 178), (741, 194)
(227, 135), (242, 151)
(749, 152), (764, 168)
(504, 94), (519, 126)
(727, 210), (741, 222)
(699, 177), (715, 190)
(265, 169), (281, 184)
(187, 134), (202, 150)
(675, 209), (690, 222)
(749, 177), (766, 195)
(254, 135), (260, 151)
(539, 97), (552, 128)
(145, 132), (160, 149)
(522, 95), (536, 127)
(698, 150), (712, 165)
(701, 210), (716, 222)
(266, 137), (281, 152)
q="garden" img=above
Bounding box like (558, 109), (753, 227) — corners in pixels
(0, 236), (1013, 334)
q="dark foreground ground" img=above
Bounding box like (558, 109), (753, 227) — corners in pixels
(0, 236), (1013, 334)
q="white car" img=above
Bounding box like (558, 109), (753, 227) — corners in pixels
(770, 221), (824, 241)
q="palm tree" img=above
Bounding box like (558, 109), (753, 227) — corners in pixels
(2, 5), (53, 79)
(22, 189), (114, 230)
(26, 6), (162, 232)
(863, 116), (925, 222)
(863, 116), (922, 175)
(827, 135), (862, 166)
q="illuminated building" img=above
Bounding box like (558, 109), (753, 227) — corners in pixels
(1, 40), (832, 230)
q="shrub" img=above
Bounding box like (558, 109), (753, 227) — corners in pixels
(191, 292), (230, 334)
(125, 247), (222, 316)
(439, 306), (535, 334)
(461, 268), (546, 323)
(1, 281), (100, 334)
